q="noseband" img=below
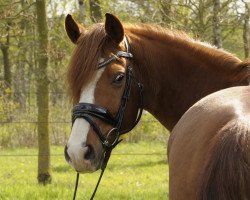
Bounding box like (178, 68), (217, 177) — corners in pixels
(71, 36), (143, 200)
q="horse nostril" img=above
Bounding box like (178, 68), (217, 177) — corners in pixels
(64, 145), (71, 163)
(84, 145), (95, 161)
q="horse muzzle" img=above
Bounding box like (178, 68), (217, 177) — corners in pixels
(64, 143), (102, 173)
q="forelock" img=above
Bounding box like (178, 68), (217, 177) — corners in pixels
(67, 24), (107, 104)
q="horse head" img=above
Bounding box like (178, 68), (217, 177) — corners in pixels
(64, 13), (143, 173)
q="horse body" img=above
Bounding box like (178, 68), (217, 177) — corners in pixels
(168, 86), (250, 199)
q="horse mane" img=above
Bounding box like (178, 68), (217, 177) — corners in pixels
(125, 23), (249, 79)
(125, 23), (192, 42)
(198, 118), (250, 200)
(67, 23), (107, 104)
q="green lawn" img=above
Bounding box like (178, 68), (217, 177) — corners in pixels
(0, 142), (169, 200)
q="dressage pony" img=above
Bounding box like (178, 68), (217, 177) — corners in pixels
(64, 13), (250, 199)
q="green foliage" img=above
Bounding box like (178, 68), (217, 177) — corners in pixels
(0, 143), (169, 199)
(0, 81), (21, 147)
(0, 92), (71, 148)
(0, 101), (168, 147)
(126, 113), (169, 143)
(223, 28), (245, 59)
(0, 81), (19, 121)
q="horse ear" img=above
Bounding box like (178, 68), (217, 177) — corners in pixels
(65, 14), (84, 44)
(105, 13), (124, 44)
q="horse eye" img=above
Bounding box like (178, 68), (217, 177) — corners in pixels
(113, 73), (125, 84)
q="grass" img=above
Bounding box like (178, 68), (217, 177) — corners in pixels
(0, 142), (169, 200)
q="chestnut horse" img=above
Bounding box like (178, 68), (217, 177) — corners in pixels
(64, 13), (250, 198)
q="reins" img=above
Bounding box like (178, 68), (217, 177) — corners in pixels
(72, 36), (143, 200)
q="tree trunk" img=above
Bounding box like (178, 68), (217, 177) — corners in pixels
(159, 0), (172, 25)
(35, 0), (51, 184)
(197, 0), (206, 38)
(1, 22), (11, 87)
(89, 0), (102, 23)
(213, 0), (222, 48)
(78, 0), (86, 23)
(15, 0), (28, 110)
(243, 2), (249, 58)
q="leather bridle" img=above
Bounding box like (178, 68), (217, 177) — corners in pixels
(71, 36), (143, 200)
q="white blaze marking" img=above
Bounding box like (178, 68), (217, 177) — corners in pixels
(67, 67), (105, 162)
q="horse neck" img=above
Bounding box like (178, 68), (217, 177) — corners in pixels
(127, 25), (247, 131)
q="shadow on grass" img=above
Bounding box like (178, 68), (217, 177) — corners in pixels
(108, 159), (167, 171)
(53, 165), (71, 173)
(52, 157), (167, 173)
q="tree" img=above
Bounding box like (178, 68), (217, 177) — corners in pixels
(159, 0), (172, 25)
(243, 1), (249, 58)
(14, 0), (30, 109)
(213, 0), (222, 48)
(0, 21), (11, 87)
(78, 0), (86, 23)
(35, 0), (51, 184)
(89, 0), (102, 22)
